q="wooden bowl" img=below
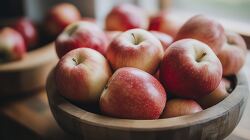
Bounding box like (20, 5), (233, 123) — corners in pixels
(46, 69), (249, 140)
(0, 43), (58, 97)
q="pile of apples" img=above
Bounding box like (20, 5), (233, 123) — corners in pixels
(53, 3), (247, 119)
(0, 18), (38, 63)
(0, 3), (89, 63)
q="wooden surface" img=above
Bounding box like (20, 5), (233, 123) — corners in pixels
(0, 43), (58, 97)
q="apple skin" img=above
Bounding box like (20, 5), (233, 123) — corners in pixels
(55, 48), (112, 102)
(45, 3), (81, 37)
(160, 39), (222, 99)
(154, 69), (160, 80)
(105, 3), (149, 31)
(0, 27), (26, 63)
(175, 15), (226, 54)
(100, 67), (166, 120)
(148, 12), (181, 38)
(106, 28), (164, 74)
(160, 99), (202, 118)
(12, 18), (38, 50)
(197, 78), (230, 109)
(55, 21), (109, 58)
(150, 31), (173, 51)
(217, 31), (247, 76)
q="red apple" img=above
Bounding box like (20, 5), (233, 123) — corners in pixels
(106, 28), (164, 74)
(160, 39), (222, 99)
(197, 78), (229, 109)
(45, 3), (81, 37)
(0, 27), (26, 63)
(160, 99), (202, 118)
(175, 15), (226, 54)
(217, 31), (247, 76)
(148, 12), (181, 38)
(100, 67), (166, 119)
(150, 31), (173, 51)
(12, 18), (38, 50)
(55, 21), (109, 58)
(105, 3), (149, 31)
(55, 48), (112, 102)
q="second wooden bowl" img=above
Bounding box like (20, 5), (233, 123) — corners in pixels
(46, 68), (249, 140)
(0, 43), (58, 97)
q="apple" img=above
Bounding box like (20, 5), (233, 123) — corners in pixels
(45, 3), (81, 37)
(12, 18), (38, 50)
(160, 39), (222, 99)
(55, 21), (109, 58)
(175, 15), (226, 54)
(55, 48), (112, 102)
(160, 99), (202, 118)
(0, 27), (26, 63)
(217, 31), (247, 76)
(148, 12), (181, 38)
(150, 31), (173, 51)
(197, 78), (230, 109)
(106, 28), (164, 74)
(100, 67), (166, 119)
(105, 3), (149, 31)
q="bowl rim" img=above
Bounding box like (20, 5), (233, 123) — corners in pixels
(0, 42), (55, 72)
(46, 68), (249, 131)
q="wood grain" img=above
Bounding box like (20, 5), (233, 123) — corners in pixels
(46, 68), (249, 140)
(0, 43), (58, 97)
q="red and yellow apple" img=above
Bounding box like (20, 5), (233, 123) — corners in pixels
(0, 27), (26, 63)
(105, 3), (149, 31)
(150, 31), (173, 51)
(12, 18), (38, 50)
(160, 39), (222, 99)
(55, 21), (109, 58)
(106, 28), (164, 74)
(148, 12), (181, 38)
(55, 48), (112, 102)
(175, 15), (226, 54)
(217, 31), (247, 76)
(45, 3), (81, 37)
(160, 99), (202, 118)
(100, 67), (166, 119)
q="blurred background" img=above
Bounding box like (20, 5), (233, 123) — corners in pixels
(1, 0), (250, 23)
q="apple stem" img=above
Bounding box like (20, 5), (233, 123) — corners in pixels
(131, 33), (138, 45)
(72, 58), (78, 65)
(67, 26), (78, 36)
(196, 52), (207, 62)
